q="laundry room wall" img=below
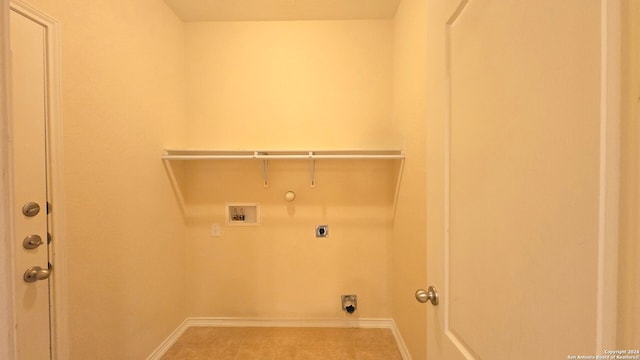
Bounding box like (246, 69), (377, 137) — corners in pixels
(19, 0), (189, 358)
(180, 19), (400, 320)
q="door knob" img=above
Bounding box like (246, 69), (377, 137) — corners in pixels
(415, 286), (439, 305)
(23, 265), (52, 283)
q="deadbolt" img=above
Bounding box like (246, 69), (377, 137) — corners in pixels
(22, 202), (40, 217)
(23, 264), (52, 283)
(23, 234), (43, 249)
(415, 286), (439, 305)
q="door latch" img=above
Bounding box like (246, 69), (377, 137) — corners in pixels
(23, 264), (52, 283)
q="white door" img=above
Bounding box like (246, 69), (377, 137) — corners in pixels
(10, 7), (52, 359)
(424, 0), (619, 359)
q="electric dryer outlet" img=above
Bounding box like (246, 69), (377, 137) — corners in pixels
(316, 225), (329, 237)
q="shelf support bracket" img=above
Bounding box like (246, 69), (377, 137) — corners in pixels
(392, 156), (406, 218)
(263, 160), (269, 187)
(162, 158), (186, 216)
(259, 152), (269, 187)
(309, 151), (315, 187)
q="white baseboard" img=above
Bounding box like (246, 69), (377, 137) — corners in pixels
(147, 317), (412, 360)
(389, 319), (412, 360)
(187, 317), (393, 329)
(146, 318), (189, 360)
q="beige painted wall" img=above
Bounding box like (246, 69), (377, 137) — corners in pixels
(619, 0), (640, 348)
(390, 0), (428, 358)
(182, 20), (398, 318)
(184, 20), (396, 149)
(17, 0), (188, 358)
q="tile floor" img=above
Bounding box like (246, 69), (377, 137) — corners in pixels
(160, 327), (403, 360)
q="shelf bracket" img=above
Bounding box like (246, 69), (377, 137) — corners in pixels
(162, 158), (186, 216)
(259, 152), (269, 188)
(309, 151), (315, 187)
(263, 160), (269, 187)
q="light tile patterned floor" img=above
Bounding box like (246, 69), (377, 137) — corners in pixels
(160, 327), (403, 360)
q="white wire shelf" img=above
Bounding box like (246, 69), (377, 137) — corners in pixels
(161, 149), (405, 215)
(161, 149), (405, 161)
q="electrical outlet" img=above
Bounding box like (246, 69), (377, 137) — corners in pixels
(211, 223), (221, 237)
(316, 225), (329, 237)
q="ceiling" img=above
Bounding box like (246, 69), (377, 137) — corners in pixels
(162, 0), (401, 22)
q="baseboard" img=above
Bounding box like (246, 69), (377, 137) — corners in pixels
(389, 319), (413, 360)
(187, 316), (393, 329)
(147, 317), (412, 360)
(146, 318), (189, 360)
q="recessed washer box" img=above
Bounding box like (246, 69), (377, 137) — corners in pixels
(226, 203), (260, 226)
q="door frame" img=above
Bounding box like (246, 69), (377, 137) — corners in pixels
(426, 0), (621, 357)
(595, 0), (621, 349)
(2, 0), (68, 358)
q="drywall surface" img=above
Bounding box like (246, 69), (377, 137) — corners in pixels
(182, 20), (397, 319)
(164, 0), (400, 21)
(182, 160), (398, 318)
(18, 0), (188, 358)
(184, 20), (396, 149)
(390, 0), (428, 358)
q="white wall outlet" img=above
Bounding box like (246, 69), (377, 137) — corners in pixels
(211, 223), (221, 237)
